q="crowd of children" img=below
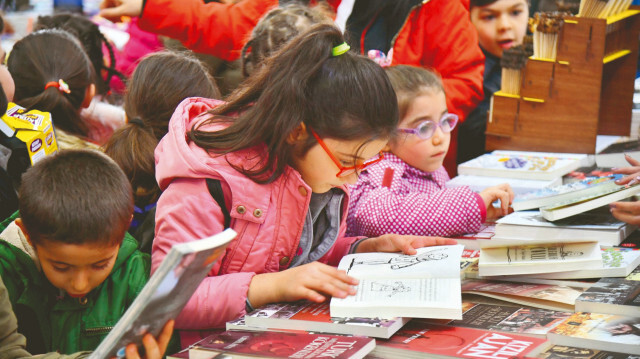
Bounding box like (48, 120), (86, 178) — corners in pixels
(2, 0), (635, 357)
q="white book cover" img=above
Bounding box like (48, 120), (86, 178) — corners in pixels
(445, 175), (561, 195)
(478, 240), (602, 277)
(330, 245), (464, 320)
(487, 247), (640, 280)
(88, 229), (237, 359)
(458, 152), (585, 181)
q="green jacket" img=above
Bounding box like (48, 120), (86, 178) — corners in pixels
(0, 213), (150, 355)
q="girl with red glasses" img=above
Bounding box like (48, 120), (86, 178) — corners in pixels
(151, 24), (456, 340)
(347, 65), (514, 239)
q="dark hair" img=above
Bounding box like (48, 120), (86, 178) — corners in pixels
(103, 51), (220, 206)
(241, 3), (333, 77)
(8, 29), (94, 137)
(385, 65), (444, 121)
(189, 24), (398, 183)
(19, 149), (133, 246)
(35, 13), (125, 97)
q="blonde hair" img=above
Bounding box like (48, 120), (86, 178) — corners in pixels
(384, 65), (444, 121)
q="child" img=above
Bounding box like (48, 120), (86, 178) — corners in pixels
(8, 29), (100, 150)
(152, 24), (455, 343)
(0, 149), (150, 355)
(103, 51), (220, 252)
(347, 65), (514, 238)
(457, 0), (530, 163)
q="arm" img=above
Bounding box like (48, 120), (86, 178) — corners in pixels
(139, 0), (278, 61)
(420, 0), (484, 119)
(349, 172), (485, 237)
(153, 180), (255, 329)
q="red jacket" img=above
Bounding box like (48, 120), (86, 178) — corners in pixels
(327, 0), (484, 175)
(139, 0), (278, 61)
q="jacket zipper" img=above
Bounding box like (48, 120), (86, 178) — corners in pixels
(389, 0), (431, 53)
(83, 326), (113, 335)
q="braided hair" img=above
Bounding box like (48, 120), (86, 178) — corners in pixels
(240, 2), (333, 77)
(35, 13), (125, 97)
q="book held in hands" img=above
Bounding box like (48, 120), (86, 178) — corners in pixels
(330, 245), (464, 320)
(243, 301), (409, 339)
(88, 229), (237, 359)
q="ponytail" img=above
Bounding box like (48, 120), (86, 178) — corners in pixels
(190, 23), (398, 184)
(8, 29), (94, 137)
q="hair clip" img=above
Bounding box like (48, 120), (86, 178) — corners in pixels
(367, 49), (393, 68)
(45, 79), (71, 94)
(332, 42), (350, 57)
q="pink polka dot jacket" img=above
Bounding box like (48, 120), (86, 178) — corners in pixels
(346, 153), (486, 237)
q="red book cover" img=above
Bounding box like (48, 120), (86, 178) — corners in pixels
(190, 330), (375, 359)
(374, 322), (548, 358)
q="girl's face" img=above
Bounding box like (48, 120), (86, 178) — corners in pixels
(390, 90), (450, 173)
(470, 0), (529, 58)
(293, 136), (387, 193)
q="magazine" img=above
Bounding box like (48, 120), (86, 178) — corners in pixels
(330, 245), (464, 320)
(88, 229), (237, 359)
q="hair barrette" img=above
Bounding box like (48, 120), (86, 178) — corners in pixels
(45, 79), (71, 94)
(332, 42), (350, 57)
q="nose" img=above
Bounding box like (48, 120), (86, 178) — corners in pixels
(431, 127), (444, 146)
(71, 270), (90, 293)
(497, 13), (513, 32)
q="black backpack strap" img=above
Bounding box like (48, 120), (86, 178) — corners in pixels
(205, 178), (231, 229)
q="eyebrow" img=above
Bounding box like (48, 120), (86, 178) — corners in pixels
(50, 255), (115, 267)
(407, 110), (449, 127)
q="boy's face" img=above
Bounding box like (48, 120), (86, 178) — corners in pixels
(470, 0), (529, 58)
(34, 239), (120, 298)
(390, 90), (450, 173)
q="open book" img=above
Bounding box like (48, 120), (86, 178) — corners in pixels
(478, 239), (603, 277)
(89, 229), (237, 359)
(330, 245), (464, 320)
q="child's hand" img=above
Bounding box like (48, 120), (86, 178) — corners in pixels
(610, 201), (640, 225)
(479, 183), (514, 219)
(613, 154), (640, 186)
(248, 262), (359, 307)
(355, 234), (457, 255)
(123, 319), (174, 359)
(100, 0), (143, 22)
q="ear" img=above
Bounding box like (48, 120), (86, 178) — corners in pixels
(81, 83), (96, 109)
(14, 218), (34, 247)
(285, 122), (308, 145)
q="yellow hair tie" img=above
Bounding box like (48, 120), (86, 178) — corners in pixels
(332, 42), (350, 57)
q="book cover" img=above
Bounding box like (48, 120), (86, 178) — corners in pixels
(243, 301), (409, 339)
(478, 241), (603, 277)
(460, 250), (481, 279)
(457, 152), (584, 181)
(445, 174), (562, 196)
(494, 209), (634, 247)
(575, 278), (640, 317)
(330, 245), (464, 320)
(461, 279), (585, 312)
(540, 184), (640, 221)
(371, 321), (549, 359)
(449, 223), (496, 251)
(438, 302), (571, 338)
(627, 263), (640, 281)
(488, 247), (640, 280)
(548, 312), (640, 355)
(596, 139), (640, 168)
(188, 330), (375, 359)
(88, 229), (237, 359)
(537, 344), (640, 359)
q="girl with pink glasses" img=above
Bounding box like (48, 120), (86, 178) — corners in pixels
(151, 25), (455, 344)
(347, 65), (514, 238)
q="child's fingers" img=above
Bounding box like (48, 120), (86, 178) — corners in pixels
(610, 208), (640, 226)
(125, 344), (141, 359)
(156, 320), (174, 355)
(610, 201), (640, 215)
(141, 333), (161, 359)
(625, 154), (640, 166)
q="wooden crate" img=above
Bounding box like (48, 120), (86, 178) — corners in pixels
(486, 7), (640, 154)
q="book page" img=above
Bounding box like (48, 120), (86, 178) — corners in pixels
(338, 245), (463, 280)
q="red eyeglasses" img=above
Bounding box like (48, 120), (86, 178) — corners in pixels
(309, 128), (384, 178)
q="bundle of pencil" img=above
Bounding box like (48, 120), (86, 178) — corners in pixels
(579, 0), (631, 18)
(500, 45), (528, 96)
(530, 12), (565, 60)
